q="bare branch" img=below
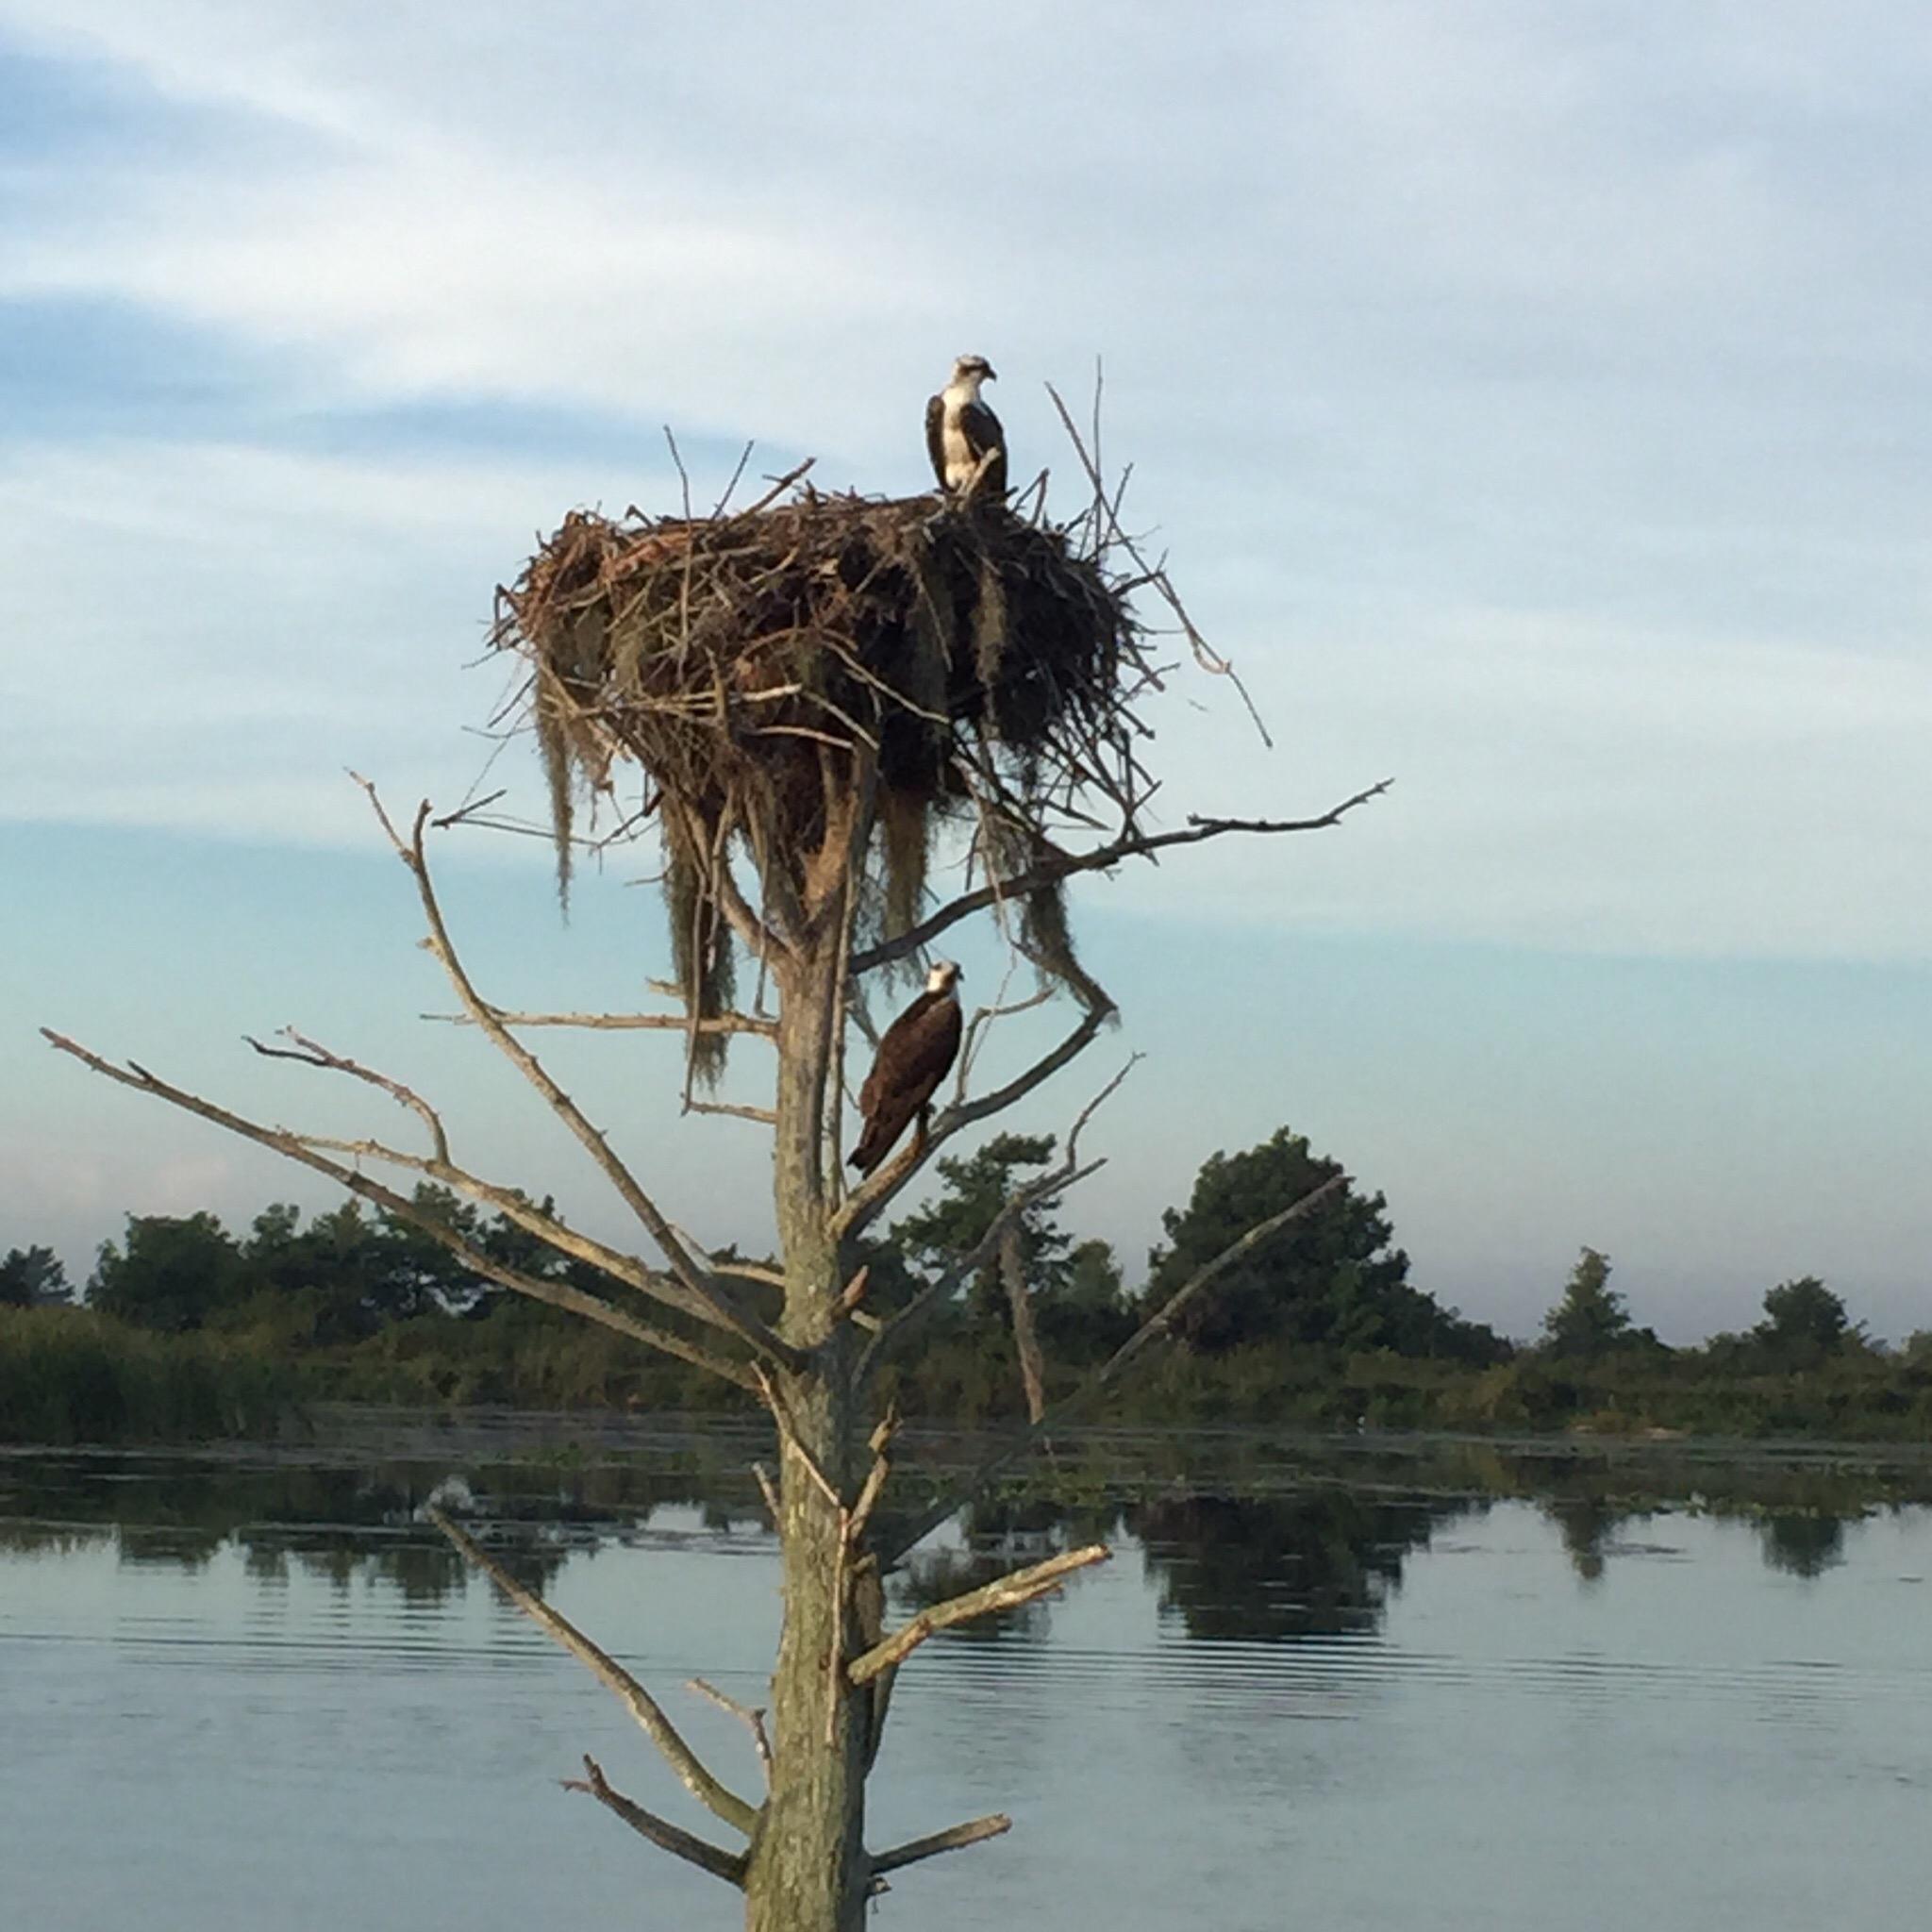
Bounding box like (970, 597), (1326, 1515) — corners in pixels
(858, 1057), (1132, 1379)
(430, 1510), (758, 1835)
(847, 1544), (1109, 1686)
(1000, 1221), (1047, 1425)
(858, 1157), (1104, 1382)
(686, 1679), (773, 1788)
(354, 779), (801, 1373)
(563, 1756), (747, 1888)
(246, 1026), (449, 1162)
(754, 1368), (841, 1509)
(41, 1031), (756, 1388)
(1048, 377), (1274, 747)
(870, 1813), (1012, 1879)
(881, 1173), (1349, 1562)
(752, 1461), (781, 1525)
(682, 1097), (779, 1126)
(850, 780), (1392, 978)
(423, 1008), (776, 1039)
(241, 1108), (738, 1342)
(709, 439), (757, 519)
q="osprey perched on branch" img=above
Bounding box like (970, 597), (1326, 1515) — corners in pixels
(924, 355), (1007, 500)
(849, 961), (964, 1175)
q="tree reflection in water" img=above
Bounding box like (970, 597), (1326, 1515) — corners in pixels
(1759, 1511), (1847, 1577)
(0, 1437), (1904, 1612)
(1128, 1490), (1474, 1642)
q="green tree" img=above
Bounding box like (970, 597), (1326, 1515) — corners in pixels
(1142, 1127), (1495, 1359)
(1541, 1247), (1633, 1360)
(0, 1244), (70, 1307)
(89, 1212), (249, 1332)
(1041, 1237), (1134, 1359)
(890, 1134), (1130, 1364)
(891, 1133), (1068, 1322)
(1753, 1275), (1859, 1369)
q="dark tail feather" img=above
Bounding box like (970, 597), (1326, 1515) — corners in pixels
(849, 1104), (911, 1175)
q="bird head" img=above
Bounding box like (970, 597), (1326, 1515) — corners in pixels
(925, 959), (963, 995)
(953, 354), (997, 386)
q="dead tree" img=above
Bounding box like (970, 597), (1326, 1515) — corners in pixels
(46, 404), (1385, 1932)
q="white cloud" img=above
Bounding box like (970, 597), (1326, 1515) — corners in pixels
(4, 0), (1932, 964)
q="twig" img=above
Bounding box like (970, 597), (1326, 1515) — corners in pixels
(683, 1098), (779, 1126)
(245, 1025), (450, 1163)
(563, 1756), (746, 1888)
(1048, 378), (1274, 746)
(847, 1545), (1109, 1685)
(709, 441), (756, 519)
(686, 1678), (774, 1788)
(430, 788), (509, 831)
(1000, 1220), (1048, 1425)
(752, 1461), (782, 1525)
(753, 1367), (841, 1509)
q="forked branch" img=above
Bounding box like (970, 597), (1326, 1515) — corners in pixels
(40, 1031), (757, 1388)
(355, 779), (801, 1374)
(246, 1026), (449, 1162)
(431, 1510), (759, 1836)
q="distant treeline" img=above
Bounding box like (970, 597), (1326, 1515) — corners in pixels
(6, 1125), (1929, 1444)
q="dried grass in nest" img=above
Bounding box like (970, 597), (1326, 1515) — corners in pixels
(491, 490), (1145, 1076)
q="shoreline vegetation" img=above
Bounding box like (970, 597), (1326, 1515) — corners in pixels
(6, 1296), (1931, 1451)
(8, 1127), (1927, 1453)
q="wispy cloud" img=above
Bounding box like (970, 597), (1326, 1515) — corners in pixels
(4, 0), (1931, 966)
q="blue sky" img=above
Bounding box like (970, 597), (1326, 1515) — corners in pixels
(4, 2), (1930, 1342)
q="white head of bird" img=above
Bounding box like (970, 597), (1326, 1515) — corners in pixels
(926, 960), (962, 995)
(948, 355), (996, 397)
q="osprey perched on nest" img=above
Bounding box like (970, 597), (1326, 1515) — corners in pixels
(924, 356), (1007, 500)
(849, 961), (964, 1174)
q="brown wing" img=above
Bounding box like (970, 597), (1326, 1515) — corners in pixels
(961, 398), (1007, 497)
(851, 992), (961, 1173)
(924, 393), (948, 489)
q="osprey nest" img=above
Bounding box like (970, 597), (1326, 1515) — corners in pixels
(491, 488), (1148, 1078)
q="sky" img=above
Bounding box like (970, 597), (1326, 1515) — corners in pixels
(3, 1), (1930, 1344)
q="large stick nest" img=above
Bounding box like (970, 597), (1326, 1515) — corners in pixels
(491, 488), (1149, 1078)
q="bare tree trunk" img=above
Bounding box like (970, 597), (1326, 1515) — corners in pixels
(744, 944), (871, 1932)
(750, 1357), (870, 1932)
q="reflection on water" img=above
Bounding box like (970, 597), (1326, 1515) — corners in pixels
(1130, 1491), (1468, 1641)
(6, 1427), (1932, 1932)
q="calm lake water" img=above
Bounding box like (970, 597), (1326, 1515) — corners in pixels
(4, 1422), (1930, 1931)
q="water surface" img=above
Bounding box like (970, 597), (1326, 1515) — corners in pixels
(4, 1431), (1928, 1930)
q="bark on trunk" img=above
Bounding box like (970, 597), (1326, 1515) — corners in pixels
(745, 1362), (871, 1931)
(742, 947), (874, 1932)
